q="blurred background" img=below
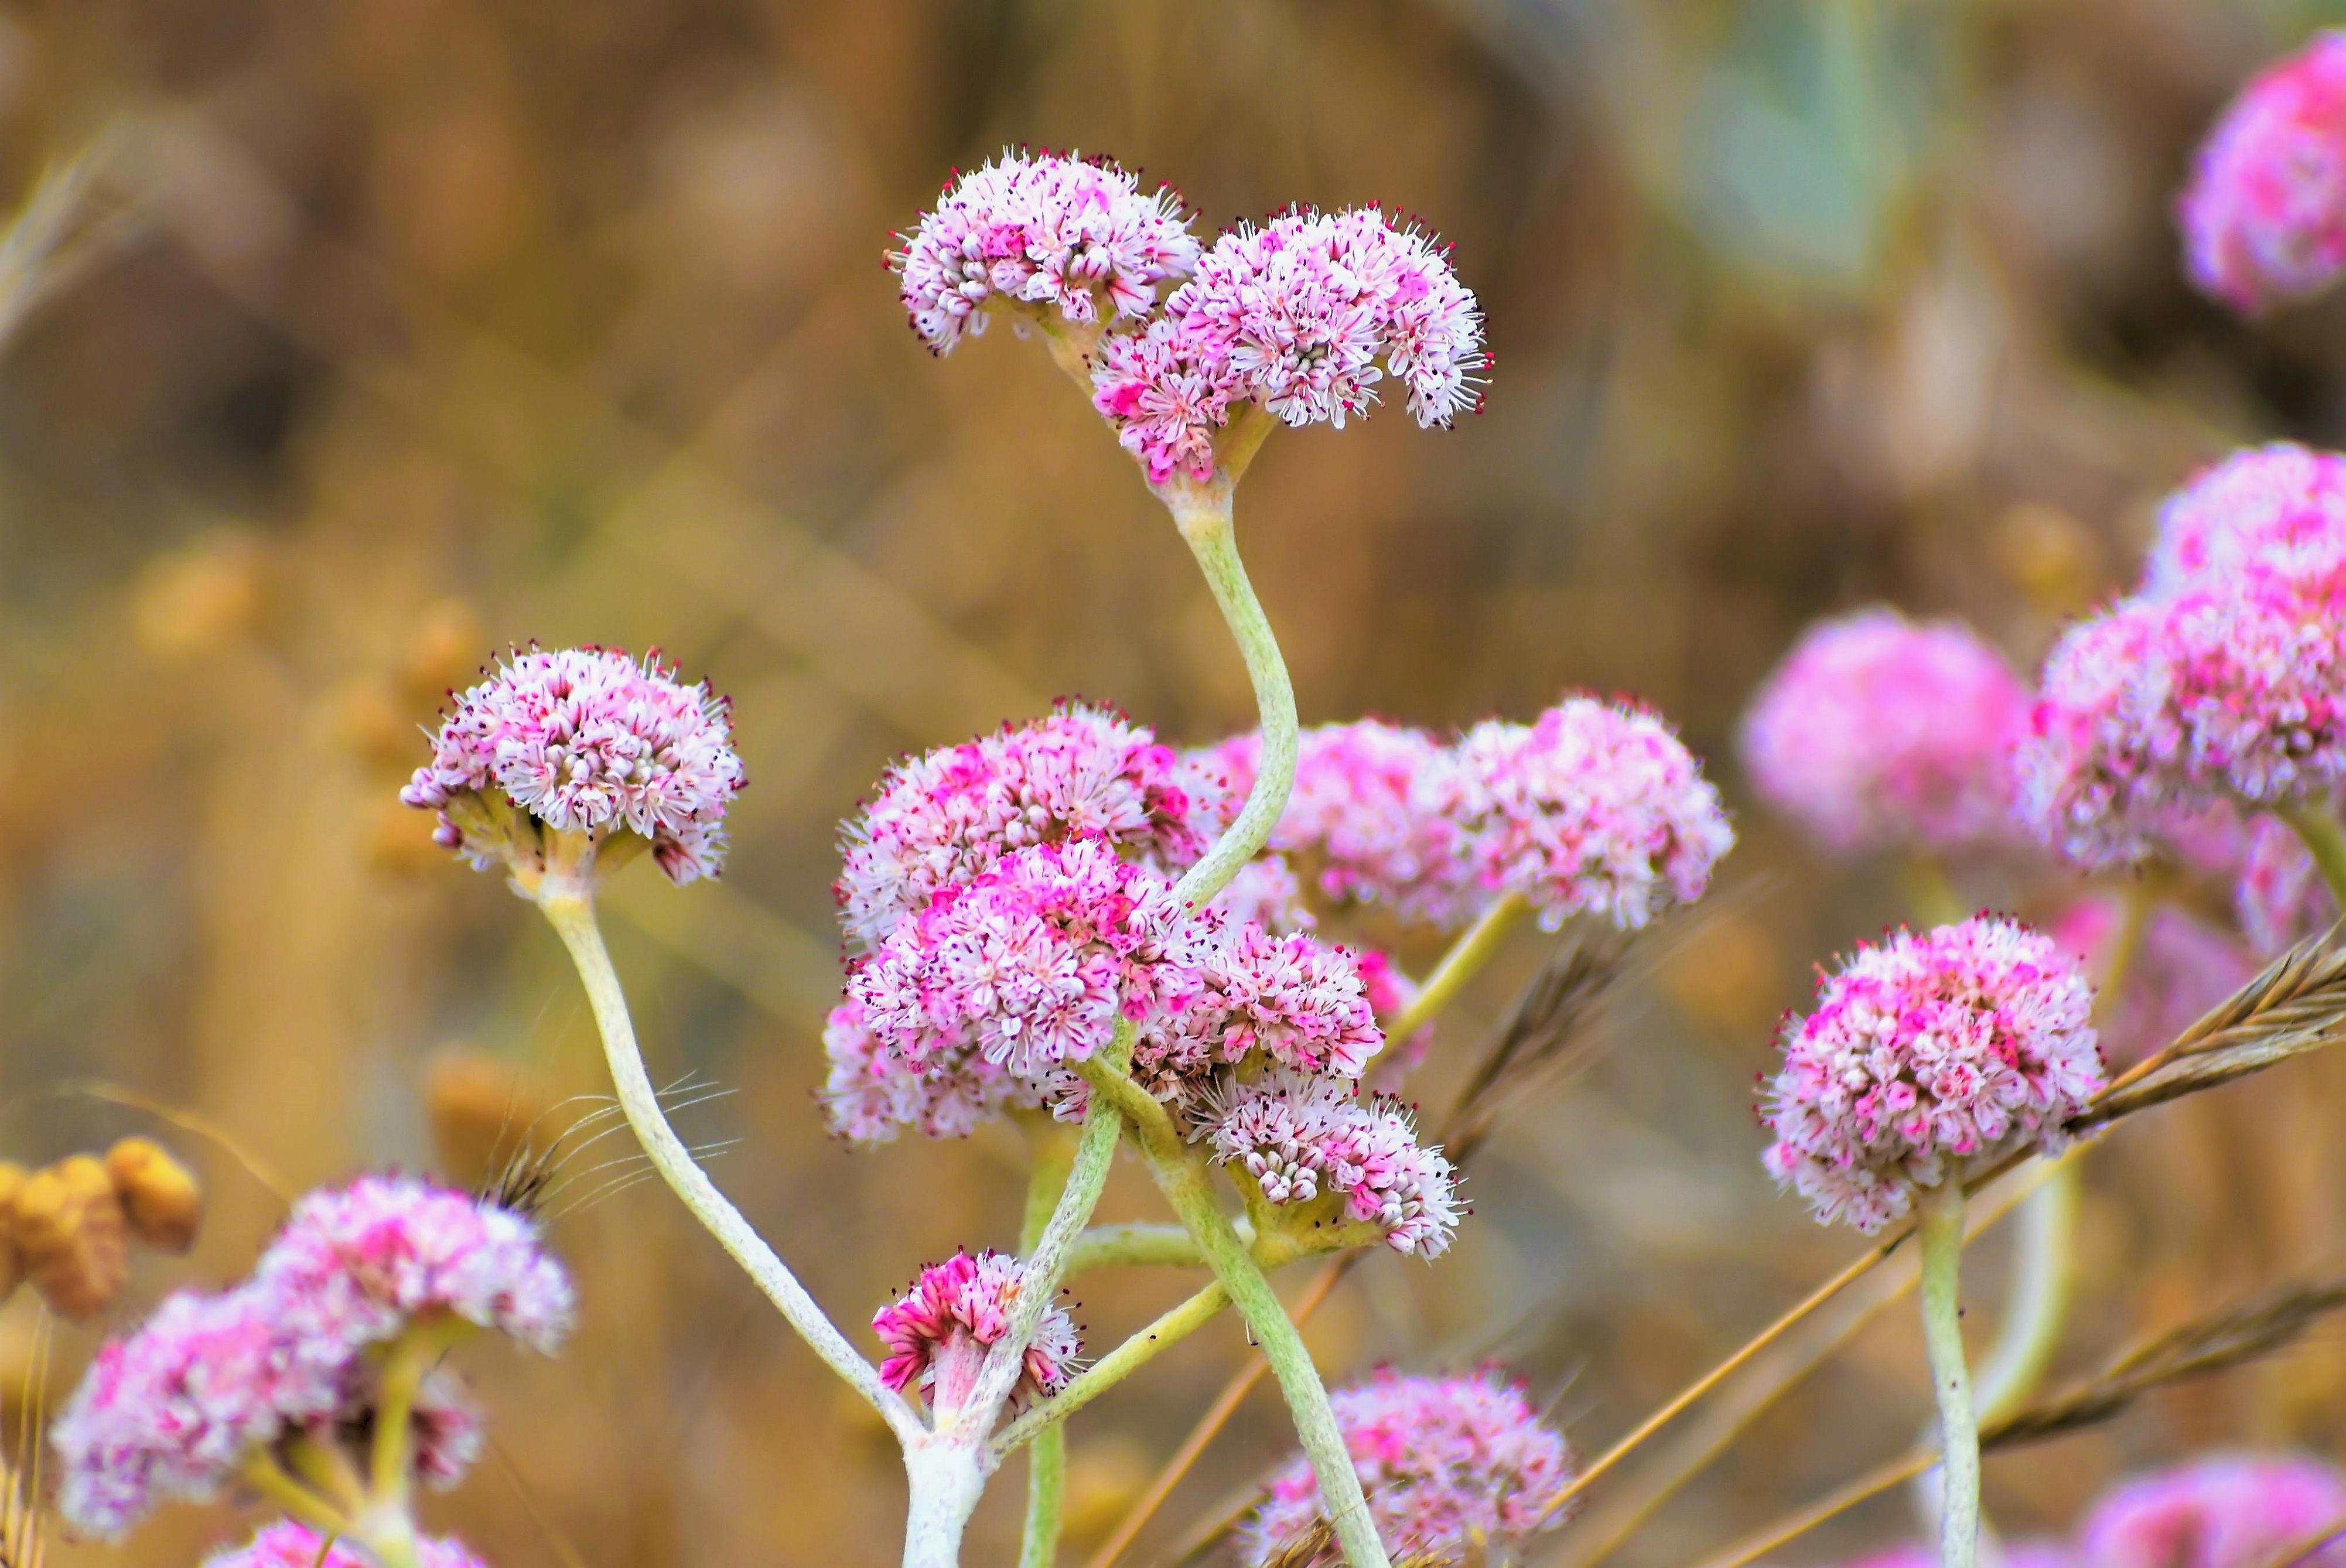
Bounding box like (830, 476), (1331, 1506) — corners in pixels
(3, 0), (2346, 1563)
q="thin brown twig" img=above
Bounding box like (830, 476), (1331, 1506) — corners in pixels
(2252, 1515), (2346, 1568)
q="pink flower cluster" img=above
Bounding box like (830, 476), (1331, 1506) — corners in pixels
(1449, 698), (1733, 931)
(2052, 897), (2253, 1064)
(890, 151), (1198, 353)
(2021, 446), (2346, 865)
(1090, 207), (1485, 484)
(403, 646), (746, 885)
(2237, 812), (2338, 952)
(848, 836), (1184, 1080)
(1203, 1072), (1461, 1257)
(1131, 913), (1385, 1101)
(1762, 917), (2103, 1232)
(2180, 32), (2346, 315)
(836, 702), (1205, 955)
(1239, 1369), (1575, 1567)
(1739, 609), (2029, 855)
(820, 996), (1050, 1144)
(206, 1522), (488, 1568)
(870, 1249), (1081, 1413)
(52, 1176), (571, 1537)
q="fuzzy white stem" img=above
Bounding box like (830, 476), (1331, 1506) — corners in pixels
(903, 1439), (990, 1568)
(1919, 1181), (1980, 1568)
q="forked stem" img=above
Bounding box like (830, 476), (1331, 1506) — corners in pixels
(1917, 1180), (1979, 1568)
(537, 890), (923, 1446)
(995, 1281), (1232, 1458)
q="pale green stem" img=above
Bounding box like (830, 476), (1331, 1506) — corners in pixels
(1385, 893), (1530, 1038)
(285, 1430), (367, 1515)
(240, 1452), (358, 1539)
(1165, 492), (1296, 910)
(1142, 1141), (1390, 1568)
(2279, 801), (2346, 906)
(995, 1281), (1232, 1458)
(537, 890), (924, 1446)
(1019, 1121), (1081, 1568)
(368, 1315), (468, 1504)
(1069, 1221), (1213, 1272)
(1918, 1181), (1979, 1568)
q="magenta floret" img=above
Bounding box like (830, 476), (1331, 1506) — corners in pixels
(204, 1521), (489, 1568)
(819, 997), (1053, 1145)
(2082, 1454), (2346, 1568)
(402, 645), (745, 884)
(2180, 33), (2346, 315)
(1739, 609), (2028, 855)
(890, 151), (1198, 354)
(1203, 1071), (1460, 1257)
(2146, 443), (2346, 598)
(1449, 696), (1733, 931)
(1239, 1369), (1575, 1567)
(1134, 915), (1385, 1101)
(870, 1249), (1080, 1413)
(1762, 917), (2102, 1232)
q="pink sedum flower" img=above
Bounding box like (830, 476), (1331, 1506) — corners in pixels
(204, 1521), (489, 1568)
(849, 838), (1184, 1080)
(52, 1285), (346, 1537)
(1239, 1369), (1575, 1567)
(2180, 33), (2346, 315)
(2145, 443), (2346, 599)
(1739, 609), (2029, 855)
(402, 646), (745, 885)
(2051, 898), (2255, 1064)
(1449, 697), (1733, 931)
(1203, 1071), (1461, 1257)
(1762, 917), (2102, 1232)
(2082, 1454), (2346, 1568)
(837, 703), (1204, 956)
(819, 997), (1054, 1145)
(1091, 207), (1484, 484)
(1133, 914), (1385, 1101)
(871, 1250), (1080, 1413)
(257, 1174), (576, 1357)
(890, 151), (1198, 354)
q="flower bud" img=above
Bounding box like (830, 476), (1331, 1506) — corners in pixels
(17, 1156), (131, 1320)
(105, 1138), (203, 1254)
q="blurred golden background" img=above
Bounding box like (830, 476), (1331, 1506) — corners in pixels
(2, 0), (2345, 1563)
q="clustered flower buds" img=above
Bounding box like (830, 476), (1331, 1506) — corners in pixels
(2181, 31), (2346, 315)
(1739, 608), (2030, 856)
(1239, 1369), (1576, 1566)
(52, 1174), (573, 1537)
(1761, 917), (2103, 1232)
(403, 645), (746, 890)
(1203, 1072), (1460, 1257)
(870, 1249), (1081, 1415)
(0, 1139), (202, 1321)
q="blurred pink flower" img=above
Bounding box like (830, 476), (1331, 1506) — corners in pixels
(1739, 608), (2028, 855)
(204, 1521), (488, 1568)
(2146, 443), (2346, 599)
(2083, 1454), (2346, 1568)
(2237, 812), (2337, 954)
(2050, 897), (2254, 1064)
(2180, 33), (2346, 315)
(871, 1250), (1080, 1413)
(1762, 917), (2102, 1232)
(1239, 1369), (1574, 1566)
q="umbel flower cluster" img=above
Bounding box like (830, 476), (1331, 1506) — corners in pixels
(50, 1173), (571, 1568)
(872, 1250), (1082, 1414)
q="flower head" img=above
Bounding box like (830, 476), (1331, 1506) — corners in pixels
(837, 703), (1204, 956)
(1239, 1369), (1574, 1567)
(2051, 898), (2254, 1064)
(2082, 1454), (2346, 1568)
(2146, 443), (2346, 599)
(2181, 32), (2346, 315)
(204, 1522), (489, 1568)
(890, 151), (1198, 354)
(402, 647), (745, 887)
(819, 997), (1053, 1145)
(2016, 599), (2188, 866)
(1091, 207), (1484, 484)
(1133, 917), (1384, 1101)
(255, 1174), (576, 1356)
(1449, 697), (1732, 931)
(1203, 1071), (1461, 1257)
(871, 1250), (1080, 1413)
(848, 837), (1183, 1080)
(1739, 610), (2028, 855)
(2238, 812), (2338, 953)
(1762, 917), (2102, 1232)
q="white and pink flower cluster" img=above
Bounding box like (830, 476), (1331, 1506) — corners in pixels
(2181, 31), (2346, 316)
(2020, 445), (2346, 868)
(870, 1249), (1081, 1413)
(890, 151), (1485, 487)
(890, 151), (1200, 354)
(1203, 1072), (1461, 1257)
(1739, 609), (2030, 856)
(1761, 916), (2103, 1232)
(404, 645), (746, 885)
(1204, 702), (1732, 934)
(1239, 1369), (1576, 1567)
(51, 1175), (573, 1537)
(206, 1521), (489, 1568)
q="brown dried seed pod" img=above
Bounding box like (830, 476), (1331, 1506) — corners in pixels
(0, 1162), (27, 1300)
(105, 1137), (203, 1253)
(16, 1156), (129, 1320)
